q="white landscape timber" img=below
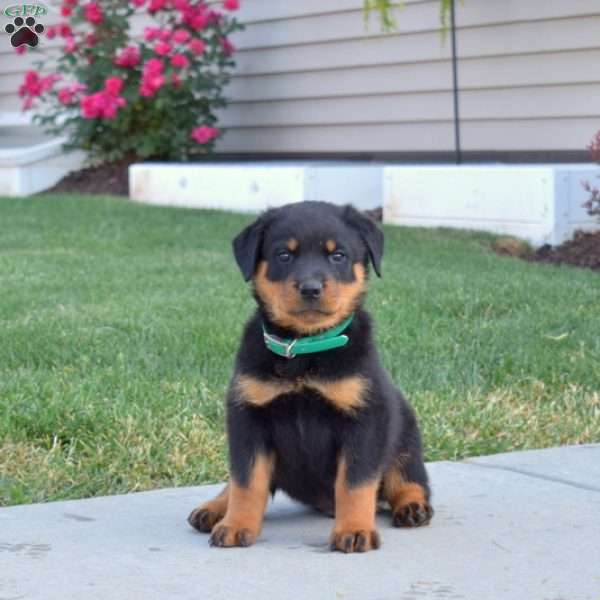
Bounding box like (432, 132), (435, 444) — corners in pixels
(384, 164), (600, 246)
(129, 162), (383, 212)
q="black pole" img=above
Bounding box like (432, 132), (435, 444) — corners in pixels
(449, 0), (462, 164)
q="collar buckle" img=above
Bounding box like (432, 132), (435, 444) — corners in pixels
(284, 338), (298, 359)
(263, 330), (298, 359)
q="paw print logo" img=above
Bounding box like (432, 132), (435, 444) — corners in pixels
(5, 16), (45, 48)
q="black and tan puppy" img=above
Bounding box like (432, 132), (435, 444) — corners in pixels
(188, 201), (433, 553)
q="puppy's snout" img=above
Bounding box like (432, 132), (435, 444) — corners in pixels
(298, 279), (323, 300)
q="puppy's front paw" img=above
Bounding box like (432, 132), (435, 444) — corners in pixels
(329, 528), (381, 553)
(188, 506), (224, 533)
(392, 501), (433, 528)
(209, 522), (257, 548)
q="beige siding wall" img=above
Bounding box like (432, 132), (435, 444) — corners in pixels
(1, 0), (600, 154)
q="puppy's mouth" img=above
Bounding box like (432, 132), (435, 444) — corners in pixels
(287, 307), (340, 325)
(290, 308), (335, 316)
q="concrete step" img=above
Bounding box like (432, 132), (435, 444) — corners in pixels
(1, 444), (599, 600)
(0, 125), (84, 196)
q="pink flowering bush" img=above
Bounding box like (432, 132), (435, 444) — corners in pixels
(583, 130), (600, 220)
(21, 0), (242, 163)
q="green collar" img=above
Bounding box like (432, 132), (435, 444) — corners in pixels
(263, 314), (354, 359)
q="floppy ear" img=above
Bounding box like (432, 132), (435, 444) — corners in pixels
(232, 212), (272, 281)
(343, 205), (384, 277)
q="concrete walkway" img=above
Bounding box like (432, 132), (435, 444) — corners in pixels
(1, 445), (599, 600)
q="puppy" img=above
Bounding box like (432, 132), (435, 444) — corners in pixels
(188, 201), (433, 553)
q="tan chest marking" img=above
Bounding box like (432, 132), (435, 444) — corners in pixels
(235, 376), (296, 407)
(304, 376), (368, 413)
(235, 374), (368, 414)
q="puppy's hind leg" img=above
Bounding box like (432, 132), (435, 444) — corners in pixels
(382, 406), (434, 528)
(382, 459), (433, 528)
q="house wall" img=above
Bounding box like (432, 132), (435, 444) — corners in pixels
(1, 0), (599, 156)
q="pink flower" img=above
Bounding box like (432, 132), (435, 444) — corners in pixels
(15, 45), (27, 55)
(104, 76), (124, 96)
(144, 26), (161, 41)
(188, 39), (205, 55)
(46, 26), (57, 39)
(59, 23), (72, 38)
(170, 53), (189, 69)
(40, 73), (61, 93)
(154, 41), (171, 56)
(18, 71), (60, 109)
(207, 9), (222, 24)
(158, 29), (171, 42)
(223, 0), (239, 10)
(57, 88), (74, 105)
(84, 2), (103, 24)
(171, 29), (191, 44)
(86, 33), (97, 47)
(80, 89), (126, 119)
(144, 58), (164, 74)
(19, 71), (39, 96)
(80, 94), (102, 118)
(57, 82), (86, 106)
(61, 5), (72, 16)
(132, 0), (146, 6)
(191, 125), (220, 144)
(65, 37), (78, 53)
(140, 76), (165, 97)
(219, 37), (235, 56)
(148, 0), (167, 12)
(182, 6), (209, 30)
(114, 45), (141, 68)
(140, 59), (165, 97)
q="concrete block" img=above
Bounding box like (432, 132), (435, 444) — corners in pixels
(383, 164), (600, 246)
(129, 162), (382, 212)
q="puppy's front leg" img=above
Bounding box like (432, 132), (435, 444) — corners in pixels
(210, 401), (274, 548)
(209, 453), (273, 547)
(330, 455), (381, 553)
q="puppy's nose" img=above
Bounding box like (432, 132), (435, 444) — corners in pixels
(299, 279), (323, 300)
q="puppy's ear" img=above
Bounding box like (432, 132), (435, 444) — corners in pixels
(343, 205), (384, 277)
(232, 211), (274, 281)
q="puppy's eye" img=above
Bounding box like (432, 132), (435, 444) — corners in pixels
(277, 250), (292, 263)
(330, 251), (346, 263)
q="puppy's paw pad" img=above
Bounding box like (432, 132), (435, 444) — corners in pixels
(209, 523), (256, 548)
(329, 529), (381, 553)
(187, 506), (223, 533)
(393, 501), (433, 528)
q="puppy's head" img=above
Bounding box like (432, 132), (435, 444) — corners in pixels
(232, 201), (383, 335)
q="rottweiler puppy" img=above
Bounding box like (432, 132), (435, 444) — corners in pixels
(188, 201), (433, 553)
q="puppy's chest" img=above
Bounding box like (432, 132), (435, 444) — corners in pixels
(234, 372), (368, 414)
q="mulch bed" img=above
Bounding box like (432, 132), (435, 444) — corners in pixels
(530, 230), (600, 271)
(492, 230), (600, 271)
(46, 163), (130, 196)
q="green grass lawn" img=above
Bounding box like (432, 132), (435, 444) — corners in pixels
(1, 194), (599, 506)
